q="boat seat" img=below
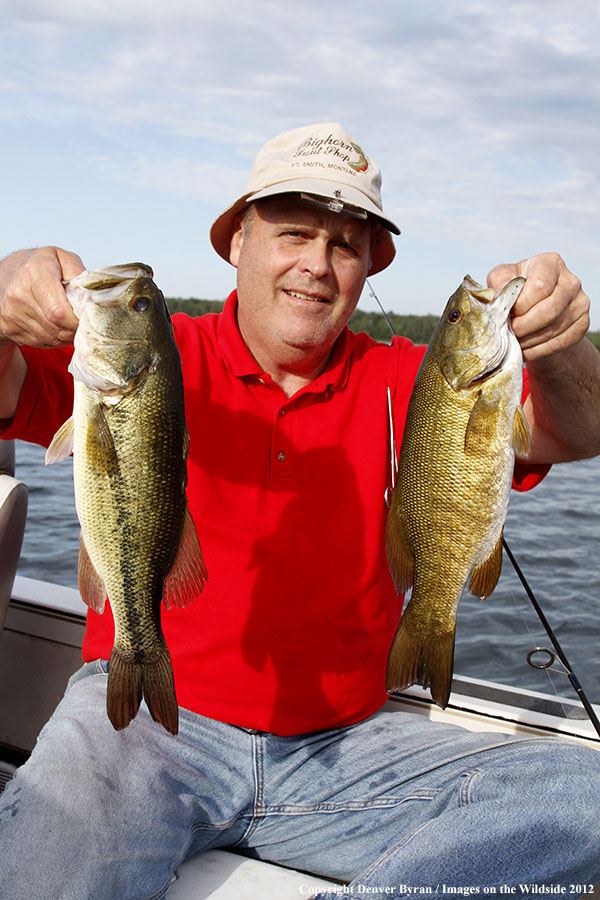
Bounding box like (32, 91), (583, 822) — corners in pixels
(168, 848), (340, 899)
(0, 441), (28, 634)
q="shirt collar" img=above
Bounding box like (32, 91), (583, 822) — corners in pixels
(217, 290), (353, 394)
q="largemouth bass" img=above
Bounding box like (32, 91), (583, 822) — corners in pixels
(46, 263), (207, 735)
(385, 274), (530, 708)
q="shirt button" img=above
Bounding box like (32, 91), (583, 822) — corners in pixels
(279, 408), (287, 417)
(277, 451), (286, 462)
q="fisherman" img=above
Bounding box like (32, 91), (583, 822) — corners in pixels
(0, 123), (599, 898)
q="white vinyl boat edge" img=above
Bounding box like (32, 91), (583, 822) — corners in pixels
(10, 573), (87, 618)
(386, 677), (600, 749)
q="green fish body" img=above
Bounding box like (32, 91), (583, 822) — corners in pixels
(47, 264), (207, 734)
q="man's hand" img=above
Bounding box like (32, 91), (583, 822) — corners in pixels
(0, 246), (84, 348)
(487, 252), (590, 362)
(487, 252), (600, 463)
(0, 246), (84, 419)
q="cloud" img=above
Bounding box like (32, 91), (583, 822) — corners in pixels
(0, 0), (598, 316)
(2, 1), (597, 157)
(90, 151), (247, 207)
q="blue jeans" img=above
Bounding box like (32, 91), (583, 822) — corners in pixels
(1, 660), (599, 899)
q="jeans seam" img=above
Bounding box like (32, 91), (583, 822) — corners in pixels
(144, 873), (175, 900)
(342, 770), (480, 888)
(347, 817), (434, 886)
(256, 792), (439, 815)
(190, 810), (253, 834)
(254, 733), (265, 815)
(231, 733), (265, 846)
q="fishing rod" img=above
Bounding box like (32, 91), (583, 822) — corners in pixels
(502, 538), (600, 738)
(367, 278), (600, 739)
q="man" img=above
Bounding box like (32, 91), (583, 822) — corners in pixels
(0, 123), (599, 899)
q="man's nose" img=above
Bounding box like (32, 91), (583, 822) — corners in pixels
(300, 239), (331, 278)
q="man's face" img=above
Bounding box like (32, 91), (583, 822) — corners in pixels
(229, 194), (373, 374)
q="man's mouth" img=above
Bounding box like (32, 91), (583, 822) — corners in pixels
(284, 289), (330, 304)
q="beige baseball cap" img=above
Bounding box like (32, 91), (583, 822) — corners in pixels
(210, 122), (400, 276)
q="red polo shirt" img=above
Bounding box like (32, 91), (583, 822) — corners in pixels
(2, 292), (548, 734)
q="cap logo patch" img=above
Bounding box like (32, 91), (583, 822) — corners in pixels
(291, 132), (369, 176)
(349, 142), (368, 173)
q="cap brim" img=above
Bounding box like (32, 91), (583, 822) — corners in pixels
(248, 179), (400, 235)
(210, 184), (399, 277)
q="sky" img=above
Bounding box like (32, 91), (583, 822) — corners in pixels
(1, 0), (599, 325)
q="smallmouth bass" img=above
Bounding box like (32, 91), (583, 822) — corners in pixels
(385, 275), (530, 708)
(46, 263), (207, 734)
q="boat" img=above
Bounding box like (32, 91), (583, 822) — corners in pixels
(1, 439), (598, 898)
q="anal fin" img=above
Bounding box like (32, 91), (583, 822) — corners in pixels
(385, 508), (414, 594)
(468, 530), (503, 600)
(163, 504), (208, 610)
(77, 533), (106, 614)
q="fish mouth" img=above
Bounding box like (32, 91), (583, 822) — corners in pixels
(283, 289), (331, 304)
(442, 276), (524, 390)
(465, 277), (524, 383)
(65, 266), (156, 318)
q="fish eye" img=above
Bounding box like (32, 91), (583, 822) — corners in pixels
(448, 308), (462, 324)
(132, 296), (151, 313)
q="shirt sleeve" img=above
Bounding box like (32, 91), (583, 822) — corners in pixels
(512, 366), (550, 492)
(0, 345), (74, 448)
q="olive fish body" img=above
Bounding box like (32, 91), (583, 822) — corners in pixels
(385, 275), (530, 708)
(47, 264), (207, 734)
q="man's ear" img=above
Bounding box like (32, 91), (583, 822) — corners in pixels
(229, 215), (244, 268)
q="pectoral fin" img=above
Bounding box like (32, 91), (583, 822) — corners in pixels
(512, 405), (531, 457)
(464, 394), (500, 456)
(468, 530), (504, 600)
(45, 417), (75, 464)
(86, 405), (119, 473)
(162, 505), (208, 610)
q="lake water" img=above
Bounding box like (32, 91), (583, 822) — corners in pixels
(12, 439), (600, 709)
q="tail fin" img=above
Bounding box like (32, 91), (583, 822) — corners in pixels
(107, 644), (179, 735)
(386, 617), (456, 709)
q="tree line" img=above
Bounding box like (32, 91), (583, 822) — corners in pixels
(166, 296), (600, 350)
